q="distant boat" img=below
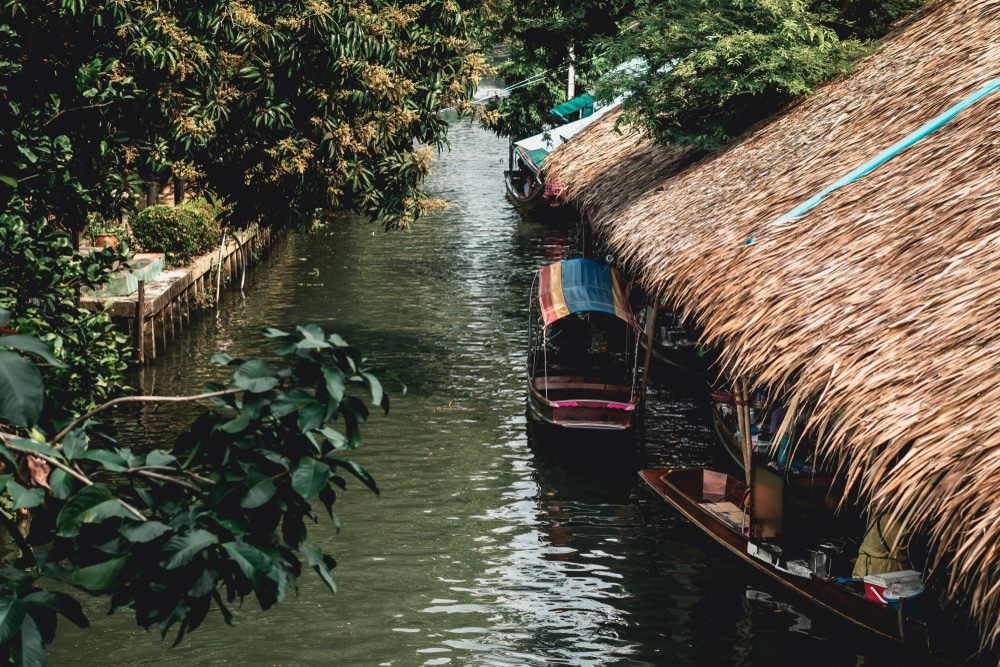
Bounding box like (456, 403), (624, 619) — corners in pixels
(526, 258), (644, 431)
(639, 468), (964, 652)
(505, 98), (621, 209)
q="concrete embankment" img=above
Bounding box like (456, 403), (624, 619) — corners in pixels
(80, 226), (282, 364)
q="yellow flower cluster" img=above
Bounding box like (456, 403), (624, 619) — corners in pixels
(170, 160), (205, 182)
(380, 2), (427, 28)
(227, 1), (268, 31)
(120, 145), (140, 165)
(361, 63), (416, 103)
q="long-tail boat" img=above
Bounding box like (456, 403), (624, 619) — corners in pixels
(526, 258), (643, 431)
(639, 467), (971, 653)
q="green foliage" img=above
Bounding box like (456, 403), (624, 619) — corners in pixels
(482, 0), (633, 139)
(0, 212), (132, 427)
(0, 325), (392, 660)
(1, 0), (488, 238)
(131, 202), (222, 268)
(597, 0), (922, 149)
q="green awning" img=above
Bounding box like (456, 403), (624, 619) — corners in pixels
(515, 146), (548, 174)
(549, 93), (595, 122)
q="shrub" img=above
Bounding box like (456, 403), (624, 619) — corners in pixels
(130, 200), (221, 267)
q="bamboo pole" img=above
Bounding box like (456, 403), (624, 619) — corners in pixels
(135, 280), (145, 364)
(737, 378), (753, 487)
(639, 302), (658, 399)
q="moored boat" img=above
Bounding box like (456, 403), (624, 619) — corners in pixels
(526, 258), (643, 431)
(639, 468), (968, 652)
(638, 299), (715, 377)
(709, 384), (839, 511)
(504, 99), (622, 209)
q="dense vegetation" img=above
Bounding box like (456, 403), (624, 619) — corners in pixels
(0, 0), (480, 661)
(0, 320), (391, 663)
(488, 0), (925, 149)
(131, 200), (223, 267)
(483, 0), (635, 140)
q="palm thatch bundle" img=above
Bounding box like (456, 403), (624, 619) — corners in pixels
(544, 0), (1000, 647)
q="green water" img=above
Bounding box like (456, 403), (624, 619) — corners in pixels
(47, 121), (952, 666)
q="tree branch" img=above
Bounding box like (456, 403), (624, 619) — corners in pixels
(52, 387), (244, 445)
(43, 101), (116, 127)
(0, 434), (148, 522)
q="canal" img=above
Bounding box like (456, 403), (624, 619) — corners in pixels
(49, 120), (945, 666)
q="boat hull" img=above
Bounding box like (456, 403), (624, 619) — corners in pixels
(504, 170), (545, 208)
(640, 468), (943, 649)
(527, 375), (637, 430)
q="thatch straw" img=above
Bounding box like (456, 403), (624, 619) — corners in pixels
(544, 0), (1000, 647)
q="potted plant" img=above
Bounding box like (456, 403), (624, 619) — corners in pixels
(87, 214), (126, 250)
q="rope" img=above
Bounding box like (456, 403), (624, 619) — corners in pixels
(746, 75), (1000, 246)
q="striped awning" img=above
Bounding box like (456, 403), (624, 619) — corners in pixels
(536, 258), (637, 329)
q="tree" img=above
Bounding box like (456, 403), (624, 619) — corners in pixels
(2, 0), (489, 234)
(481, 0), (635, 140)
(595, 0), (925, 150)
(0, 318), (393, 663)
(0, 210), (132, 428)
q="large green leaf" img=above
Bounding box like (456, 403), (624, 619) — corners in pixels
(121, 520), (171, 543)
(326, 458), (379, 495)
(296, 402), (325, 434)
(232, 359), (278, 393)
(61, 429), (87, 460)
(75, 449), (129, 472)
(8, 438), (58, 459)
(23, 591), (89, 628)
(360, 371), (385, 411)
(48, 469), (74, 499)
(78, 498), (130, 525)
(160, 529), (219, 570)
(240, 478), (276, 509)
(299, 541), (337, 594)
(323, 367), (346, 405)
(295, 324), (330, 349)
(13, 610), (43, 667)
(0, 351), (43, 427)
(221, 541), (274, 581)
(71, 556), (131, 591)
(270, 389), (313, 418)
(0, 334), (66, 368)
(261, 327), (290, 338)
(56, 484), (114, 537)
(5, 481), (44, 511)
(291, 458), (332, 500)
(0, 597), (27, 644)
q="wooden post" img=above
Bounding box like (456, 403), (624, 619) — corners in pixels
(737, 378), (753, 487)
(136, 280), (145, 364)
(640, 302), (658, 399)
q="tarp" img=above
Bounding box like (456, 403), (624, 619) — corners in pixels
(536, 258), (637, 329)
(550, 93), (595, 122)
(513, 99), (622, 173)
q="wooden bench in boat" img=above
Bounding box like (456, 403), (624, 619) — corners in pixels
(532, 375), (631, 393)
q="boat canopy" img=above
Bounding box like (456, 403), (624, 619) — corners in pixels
(513, 99), (622, 174)
(549, 93), (595, 122)
(536, 258), (637, 329)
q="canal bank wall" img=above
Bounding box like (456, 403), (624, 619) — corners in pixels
(80, 225), (285, 364)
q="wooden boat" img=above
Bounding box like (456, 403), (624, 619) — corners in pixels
(639, 468), (959, 652)
(504, 101), (621, 209)
(709, 386), (838, 511)
(526, 258), (643, 430)
(638, 300), (714, 377)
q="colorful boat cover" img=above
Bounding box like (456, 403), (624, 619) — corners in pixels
(536, 258), (637, 329)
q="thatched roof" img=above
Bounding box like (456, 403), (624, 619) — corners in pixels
(544, 0), (1000, 646)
